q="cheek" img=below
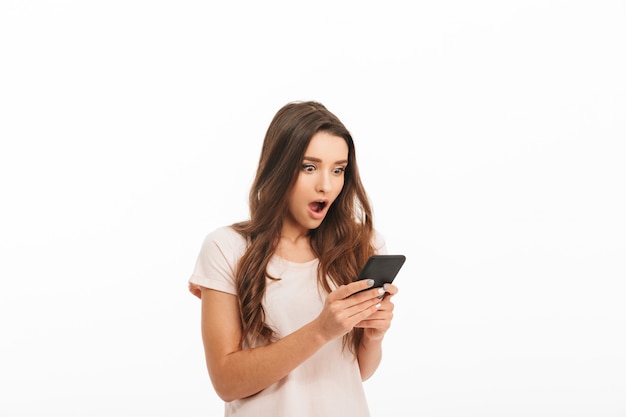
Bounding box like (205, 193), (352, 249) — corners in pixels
(288, 180), (308, 204)
(334, 177), (346, 192)
(296, 174), (320, 195)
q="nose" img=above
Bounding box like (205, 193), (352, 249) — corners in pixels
(316, 171), (331, 193)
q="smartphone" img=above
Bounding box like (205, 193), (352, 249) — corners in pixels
(355, 254), (406, 290)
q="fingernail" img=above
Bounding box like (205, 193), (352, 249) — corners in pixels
(378, 288), (385, 295)
(376, 303), (382, 309)
(367, 279), (375, 286)
(383, 283), (390, 291)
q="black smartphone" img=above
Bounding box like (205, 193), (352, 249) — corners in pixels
(355, 254), (406, 290)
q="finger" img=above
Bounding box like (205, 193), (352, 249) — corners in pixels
(356, 310), (393, 324)
(347, 298), (383, 322)
(361, 304), (393, 318)
(330, 279), (376, 300)
(354, 317), (392, 329)
(369, 301), (392, 314)
(382, 283), (398, 296)
(344, 294), (385, 320)
(354, 301), (394, 325)
(348, 286), (387, 305)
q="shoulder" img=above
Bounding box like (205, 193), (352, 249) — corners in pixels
(189, 226), (248, 291)
(200, 225), (248, 258)
(205, 225), (247, 245)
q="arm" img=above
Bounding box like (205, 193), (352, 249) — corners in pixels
(199, 280), (383, 402)
(355, 283), (398, 380)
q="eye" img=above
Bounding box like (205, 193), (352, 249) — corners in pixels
(302, 164), (316, 173)
(333, 166), (346, 175)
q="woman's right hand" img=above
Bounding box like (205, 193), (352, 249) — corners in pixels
(200, 282), (382, 401)
(314, 279), (385, 342)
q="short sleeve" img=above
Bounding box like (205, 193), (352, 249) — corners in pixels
(188, 226), (247, 295)
(373, 229), (388, 255)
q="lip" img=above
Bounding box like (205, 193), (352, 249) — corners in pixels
(308, 199), (329, 220)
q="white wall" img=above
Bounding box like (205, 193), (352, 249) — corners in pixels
(1, 1), (625, 416)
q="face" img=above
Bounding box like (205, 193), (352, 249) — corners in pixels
(283, 131), (349, 237)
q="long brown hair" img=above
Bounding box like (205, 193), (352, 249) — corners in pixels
(231, 101), (376, 354)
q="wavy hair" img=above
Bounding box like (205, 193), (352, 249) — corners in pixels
(231, 101), (376, 354)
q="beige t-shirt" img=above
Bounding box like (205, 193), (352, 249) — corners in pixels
(189, 226), (387, 417)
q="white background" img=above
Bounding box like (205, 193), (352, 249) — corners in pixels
(1, 1), (625, 416)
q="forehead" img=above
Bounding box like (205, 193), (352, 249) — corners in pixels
(304, 131), (348, 160)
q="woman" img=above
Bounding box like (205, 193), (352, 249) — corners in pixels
(188, 101), (398, 417)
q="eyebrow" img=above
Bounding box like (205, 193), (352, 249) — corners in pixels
(303, 156), (349, 165)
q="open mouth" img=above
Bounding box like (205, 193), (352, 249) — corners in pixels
(309, 200), (327, 213)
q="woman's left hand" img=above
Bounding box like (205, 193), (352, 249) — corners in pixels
(355, 283), (398, 341)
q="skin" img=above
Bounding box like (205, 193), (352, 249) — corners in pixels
(189, 132), (398, 402)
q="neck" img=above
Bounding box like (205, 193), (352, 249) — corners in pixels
(280, 232), (309, 245)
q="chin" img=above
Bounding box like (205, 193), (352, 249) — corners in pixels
(306, 219), (325, 230)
